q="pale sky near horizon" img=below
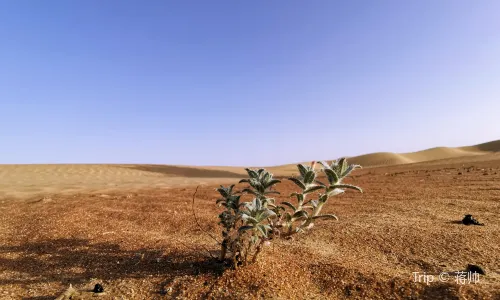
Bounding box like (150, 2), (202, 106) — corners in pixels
(1, 1), (499, 166)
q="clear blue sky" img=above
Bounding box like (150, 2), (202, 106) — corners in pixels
(1, 1), (499, 166)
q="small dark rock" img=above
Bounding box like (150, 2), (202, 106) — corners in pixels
(458, 172), (462, 175)
(462, 214), (485, 226)
(466, 264), (486, 275)
(93, 283), (104, 293)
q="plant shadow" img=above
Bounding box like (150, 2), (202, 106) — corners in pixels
(0, 238), (228, 298)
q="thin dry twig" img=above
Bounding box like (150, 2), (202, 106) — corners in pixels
(191, 185), (220, 259)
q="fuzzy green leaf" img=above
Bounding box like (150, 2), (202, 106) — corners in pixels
(264, 179), (281, 189)
(318, 161), (330, 169)
(260, 209), (277, 220)
(263, 224), (272, 232)
(246, 169), (258, 179)
(323, 168), (339, 185)
(297, 164), (308, 178)
(241, 215), (259, 224)
(292, 210), (308, 220)
(266, 202), (277, 209)
(238, 225), (254, 232)
(256, 183), (265, 194)
(312, 214), (338, 221)
(326, 188), (345, 197)
(303, 185), (324, 194)
(266, 198), (276, 205)
(304, 171), (317, 184)
(338, 158), (347, 175)
(241, 188), (258, 196)
(217, 189), (229, 198)
(288, 177), (306, 190)
(331, 184), (362, 193)
(318, 194), (329, 203)
(253, 198), (262, 210)
(262, 172), (270, 183)
(341, 164), (362, 178)
(256, 225), (266, 237)
(314, 179), (327, 187)
(290, 192), (304, 203)
(264, 190), (280, 195)
(281, 201), (297, 211)
(257, 225), (270, 237)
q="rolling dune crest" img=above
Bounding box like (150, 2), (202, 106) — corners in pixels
(0, 139), (498, 200)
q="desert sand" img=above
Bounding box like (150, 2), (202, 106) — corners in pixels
(0, 140), (498, 201)
(0, 140), (499, 299)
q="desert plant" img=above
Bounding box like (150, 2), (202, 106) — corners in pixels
(237, 198), (277, 265)
(217, 168), (281, 267)
(239, 168), (283, 229)
(214, 158), (362, 268)
(239, 168), (281, 207)
(215, 184), (243, 261)
(278, 161), (320, 235)
(276, 159), (362, 236)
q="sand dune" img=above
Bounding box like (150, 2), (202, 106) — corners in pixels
(292, 139), (499, 169)
(0, 164), (242, 200)
(459, 139), (500, 152)
(346, 146), (485, 167)
(0, 139), (498, 200)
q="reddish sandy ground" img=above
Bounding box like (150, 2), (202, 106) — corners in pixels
(0, 155), (499, 299)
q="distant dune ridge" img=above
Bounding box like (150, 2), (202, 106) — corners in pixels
(344, 140), (500, 167)
(0, 139), (498, 200)
(268, 139), (500, 172)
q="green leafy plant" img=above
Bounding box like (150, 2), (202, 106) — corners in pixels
(239, 168), (281, 209)
(216, 168), (281, 267)
(215, 158), (362, 268)
(284, 159), (362, 234)
(215, 184), (243, 261)
(237, 198), (277, 265)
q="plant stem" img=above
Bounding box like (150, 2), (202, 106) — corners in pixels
(219, 239), (228, 261)
(252, 239), (265, 263)
(243, 238), (252, 266)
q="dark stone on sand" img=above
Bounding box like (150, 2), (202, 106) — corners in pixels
(462, 214), (484, 226)
(466, 264), (486, 275)
(93, 283), (104, 293)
